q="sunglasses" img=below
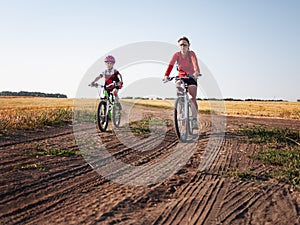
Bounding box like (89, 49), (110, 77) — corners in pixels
(179, 43), (188, 46)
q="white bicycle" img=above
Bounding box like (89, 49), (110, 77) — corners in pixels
(164, 74), (201, 142)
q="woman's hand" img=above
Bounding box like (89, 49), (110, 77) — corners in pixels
(163, 76), (169, 82)
(193, 72), (202, 79)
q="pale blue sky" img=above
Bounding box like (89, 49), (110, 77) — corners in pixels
(0, 0), (299, 101)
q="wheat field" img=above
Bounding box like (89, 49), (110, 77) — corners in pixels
(0, 97), (73, 132)
(0, 97), (299, 133)
(127, 99), (300, 120)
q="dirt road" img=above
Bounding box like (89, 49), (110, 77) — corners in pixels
(1, 106), (299, 224)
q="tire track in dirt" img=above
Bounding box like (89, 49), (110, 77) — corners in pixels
(0, 127), (74, 148)
(101, 130), (179, 166)
(152, 120), (300, 225)
(84, 132), (191, 185)
(0, 128), (104, 224)
(215, 137), (300, 224)
(1, 107), (299, 224)
(0, 116), (238, 225)
(75, 112), (212, 186)
(1, 108), (211, 224)
(0, 120), (183, 224)
(212, 136), (299, 224)
(152, 135), (227, 225)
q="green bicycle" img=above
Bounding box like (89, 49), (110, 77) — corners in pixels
(90, 82), (122, 132)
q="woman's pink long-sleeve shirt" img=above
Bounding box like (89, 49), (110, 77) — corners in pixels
(165, 51), (200, 77)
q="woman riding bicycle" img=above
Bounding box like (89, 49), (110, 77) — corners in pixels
(163, 36), (201, 129)
(90, 55), (123, 109)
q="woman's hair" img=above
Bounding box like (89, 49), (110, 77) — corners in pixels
(177, 36), (190, 45)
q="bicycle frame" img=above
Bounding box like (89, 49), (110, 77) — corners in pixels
(90, 82), (121, 131)
(176, 79), (189, 118)
(164, 74), (201, 141)
(102, 88), (115, 118)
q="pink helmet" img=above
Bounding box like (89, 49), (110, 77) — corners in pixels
(104, 55), (115, 63)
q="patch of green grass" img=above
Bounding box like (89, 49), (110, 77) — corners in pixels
(239, 125), (300, 190)
(129, 118), (172, 135)
(240, 125), (300, 146)
(222, 169), (269, 182)
(251, 148), (300, 189)
(129, 119), (151, 134)
(251, 148), (300, 167)
(14, 162), (46, 171)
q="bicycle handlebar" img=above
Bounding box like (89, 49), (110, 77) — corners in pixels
(89, 81), (117, 88)
(163, 74), (202, 83)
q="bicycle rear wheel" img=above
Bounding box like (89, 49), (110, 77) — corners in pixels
(97, 101), (108, 132)
(174, 97), (189, 142)
(112, 103), (121, 128)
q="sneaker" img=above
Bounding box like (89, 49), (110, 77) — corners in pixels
(191, 119), (199, 129)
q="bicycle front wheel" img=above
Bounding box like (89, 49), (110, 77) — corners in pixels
(97, 101), (108, 132)
(174, 97), (189, 142)
(188, 103), (196, 135)
(112, 103), (121, 128)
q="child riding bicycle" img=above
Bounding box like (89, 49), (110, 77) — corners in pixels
(90, 55), (123, 109)
(163, 36), (201, 129)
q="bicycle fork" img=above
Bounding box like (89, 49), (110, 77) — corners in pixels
(184, 93), (190, 129)
(104, 100), (111, 118)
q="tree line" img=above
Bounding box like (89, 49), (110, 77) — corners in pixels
(0, 91), (67, 98)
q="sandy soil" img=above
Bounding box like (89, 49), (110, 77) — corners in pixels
(1, 106), (300, 225)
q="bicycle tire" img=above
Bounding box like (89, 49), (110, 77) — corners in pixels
(174, 97), (189, 142)
(97, 101), (108, 132)
(112, 104), (121, 128)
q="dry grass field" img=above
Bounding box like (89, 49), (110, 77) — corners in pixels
(1, 97), (299, 133)
(131, 99), (300, 120)
(0, 96), (73, 110)
(0, 97), (73, 133)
